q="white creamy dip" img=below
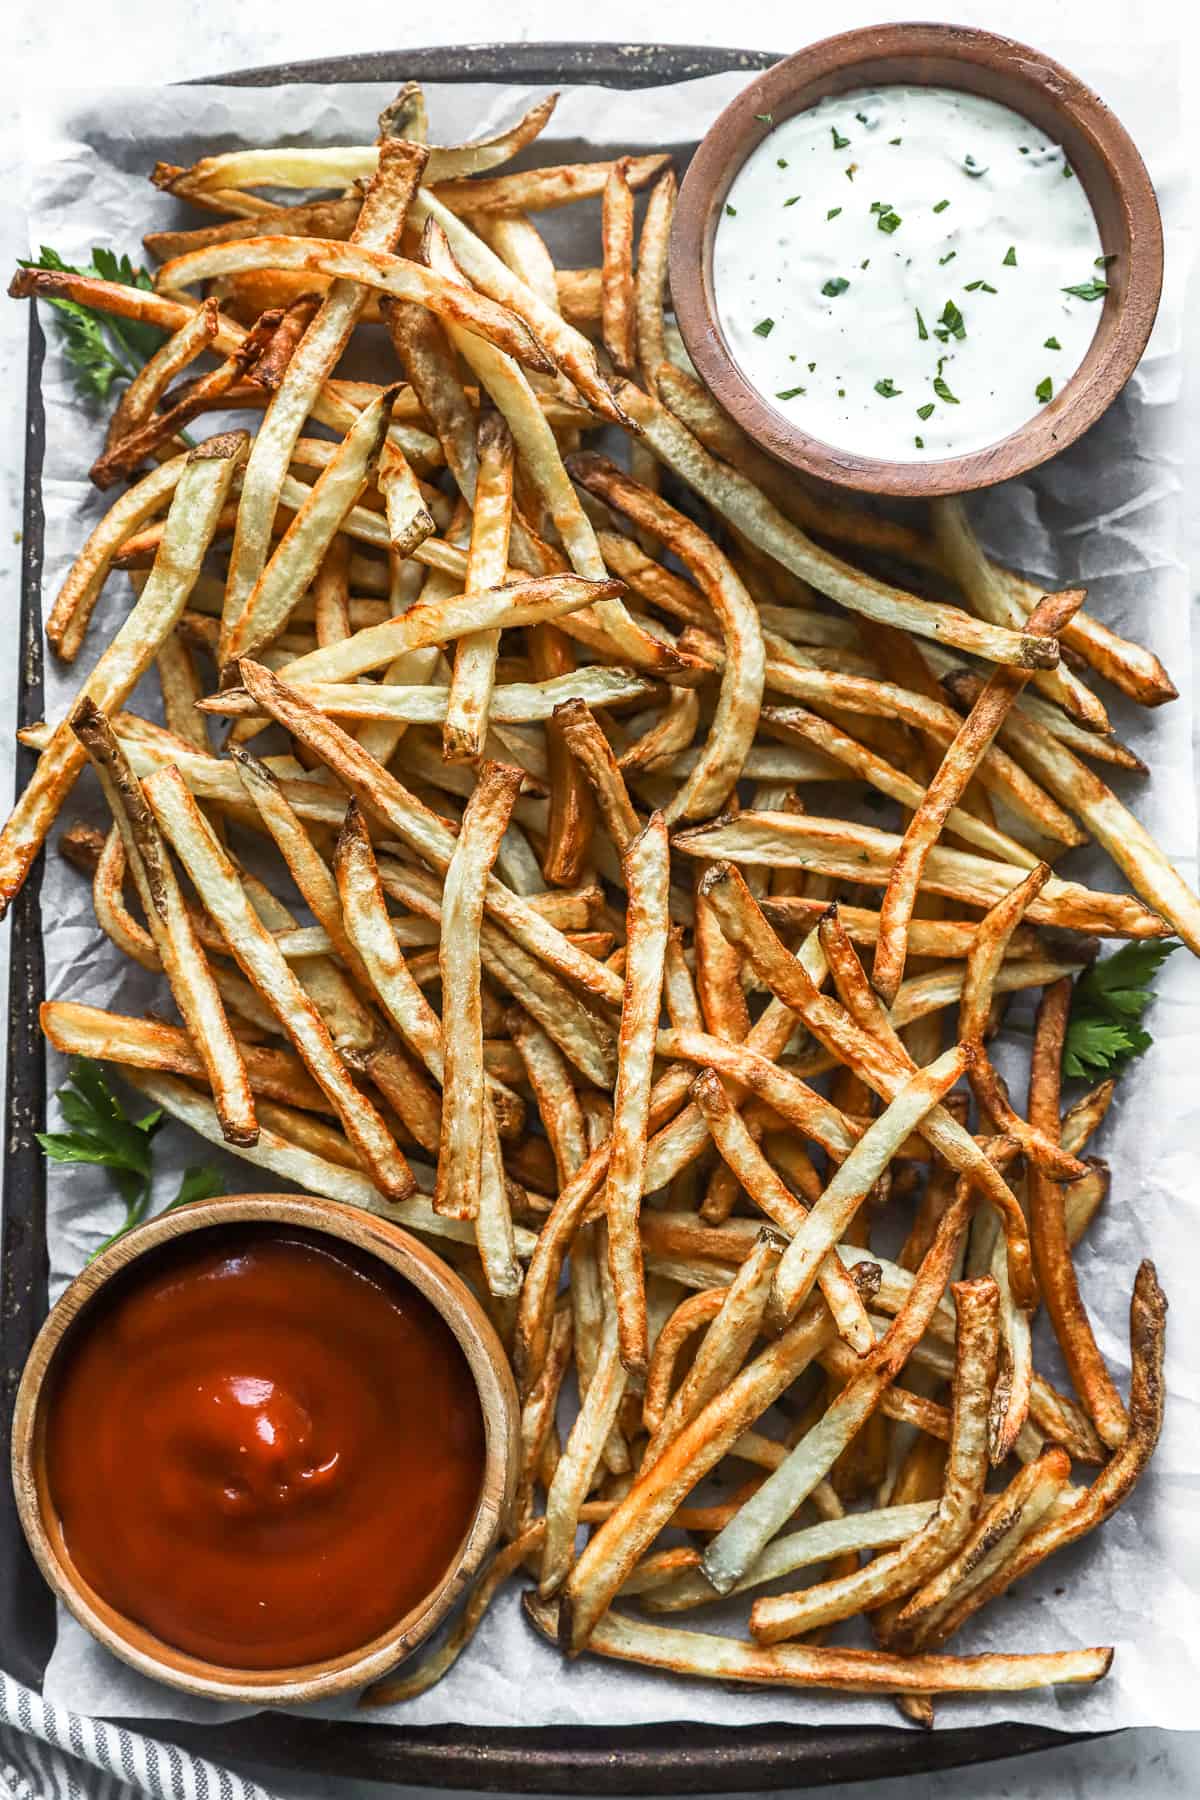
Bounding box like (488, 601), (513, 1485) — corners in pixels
(713, 86), (1107, 461)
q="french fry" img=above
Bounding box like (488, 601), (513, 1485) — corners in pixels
(101, 294), (218, 454)
(531, 627), (596, 885)
(872, 588), (1085, 1001)
(604, 814), (670, 1378)
(143, 764), (415, 1200)
(601, 158), (637, 377)
(434, 151), (671, 215)
(0, 431), (246, 915)
(444, 411), (514, 763)
(1028, 979), (1129, 1451)
(70, 701), (257, 1148)
(436, 762), (524, 1222)
(749, 1277), (999, 1641)
(635, 169), (676, 392)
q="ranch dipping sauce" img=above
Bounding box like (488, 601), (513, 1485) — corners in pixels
(714, 87), (1107, 462)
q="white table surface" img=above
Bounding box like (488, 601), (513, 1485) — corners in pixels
(2, 1), (1198, 1794)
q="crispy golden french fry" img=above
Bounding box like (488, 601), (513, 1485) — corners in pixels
(931, 498), (1108, 731)
(436, 761), (524, 1223)
(529, 1592), (1112, 1695)
(444, 412), (514, 763)
(600, 158), (637, 377)
(570, 454), (764, 822)
(690, 1073), (872, 1351)
(143, 763), (415, 1201)
(888, 1447), (1073, 1651)
(0, 432), (246, 916)
(70, 701), (257, 1148)
(619, 383), (1060, 671)
(635, 169), (676, 392)
(39, 1000), (327, 1113)
(224, 386), (398, 664)
(873, 589), (1084, 1002)
(604, 813), (670, 1378)
(530, 627), (596, 886)
(749, 1277), (999, 1642)
(1028, 979), (1129, 1451)
(701, 1188), (969, 1596)
(434, 150), (671, 215)
(102, 295), (218, 454)
(769, 1046), (969, 1327)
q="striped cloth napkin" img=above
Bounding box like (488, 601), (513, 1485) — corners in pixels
(0, 1672), (276, 1800)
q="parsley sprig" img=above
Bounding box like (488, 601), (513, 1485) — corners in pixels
(37, 1058), (224, 1258)
(1063, 942), (1179, 1079)
(17, 246), (167, 404)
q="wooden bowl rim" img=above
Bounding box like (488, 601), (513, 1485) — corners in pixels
(11, 1193), (519, 1705)
(671, 21), (1164, 497)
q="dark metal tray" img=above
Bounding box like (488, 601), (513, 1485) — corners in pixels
(0, 39), (1101, 1793)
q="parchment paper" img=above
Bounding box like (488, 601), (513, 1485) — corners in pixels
(15, 43), (1200, 1736)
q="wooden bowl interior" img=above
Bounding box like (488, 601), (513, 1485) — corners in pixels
(12, 1195), (519, 1705)
(672, 24), (1162, 495)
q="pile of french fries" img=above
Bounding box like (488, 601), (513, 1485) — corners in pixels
(10, 83), (1188, 1719)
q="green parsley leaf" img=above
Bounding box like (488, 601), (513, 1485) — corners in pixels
(826, 206), (842, 220)
(1063, 160), (1074, 178)
(822, 277), (850, 298)
(845, 164), (858, 182)
(915, 307), (928, 342)
(855, 112), (869, 125)
(1063, 279), (1108, 301)
(933, 198), (951, 213)
(933, 370), (960, 405)
(939, 250), (957, 266)
(1063, 941), (1179, 1079)
(916, 402), (935, 420)
(37, 1058), (223, 1260)
(775, 386), (806, 400)
(831, 126), (850, 149)
(874, 378), (902, 398)
(876, 209), (902, 234)
(1003, 246), (1017, 267)
(784, 195), (801, 207)
(753, 317), (775, 337)
(167, 1165), (227, 1213)
(1044, 335), (1062, 350)
(777, 157), (788, 168)
(725, 203), (737, 216)
(914, 435), (924, 448)
(1036, 376), (1053, 403)
(938, 299), (966, 341)
(889, 137), (902, 145)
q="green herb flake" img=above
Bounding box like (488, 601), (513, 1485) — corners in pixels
(1036, 376), (1053, 403)
(1003, 246), (1017, 266)
(914, 435), (924, 448)
(889, 137), (902, 145)
(725, 204), (737, 216)
(963, 154), (988, 178)
(1044, 335), (1062, 350)
(874, 378), (902, 398)
(916, 402), (935, 420)
(938, 250), (957, 266)
(777, 157), (788, 168)
(831, 126), (850, 149)
(755, 112), (774, 124)
(1063, 941), (1179, 1079)
(784, 195), (801, 207)
(933, 199), (950, 213)
(1063, 160), (1074, 178)
(1063, 279), (1108, 301)
(938, 299), (966, 341)
(1096, 253), (1118, 268)
(855, 111), (869, 125)
(753, 317), (775, 337)
(775, 386), (806, 400)
(876, 209), (902, 234)
(915, 307), (928, 342)
(932, 359), (960, 405)
(808, 362), (817, 372)
(36, 1059), (224, 1259)
(821, 277), (850, 298)
(845, 164), (858, 182)
(826, 206), (842, 220)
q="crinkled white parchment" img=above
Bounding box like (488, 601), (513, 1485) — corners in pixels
(15, 45), (1200, 1738)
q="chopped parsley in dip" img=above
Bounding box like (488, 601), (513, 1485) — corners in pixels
(713, 86), (1103, 461)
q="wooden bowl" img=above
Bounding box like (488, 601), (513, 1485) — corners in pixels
(11, 1194), (519, 1705)
(671, 23), (1163, 497)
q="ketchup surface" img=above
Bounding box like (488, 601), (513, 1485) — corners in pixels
(45, 1226), (485, 1669)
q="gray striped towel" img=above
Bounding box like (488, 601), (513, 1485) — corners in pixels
(0, 1673), (276, 1800)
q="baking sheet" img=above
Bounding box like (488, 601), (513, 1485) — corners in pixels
(14, 45), (1200, 1736)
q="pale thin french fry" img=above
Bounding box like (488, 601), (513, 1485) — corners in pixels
(604, 813), (670, 1378)
(531, 627), (596, 885)
(444, 411), (514, 763)
(635, 169), (676, 392)
(434, 151), (671, 215)
(143, 764), (416, 1200)
(0, 432), (246, 916)
(600, 158), (637, 377)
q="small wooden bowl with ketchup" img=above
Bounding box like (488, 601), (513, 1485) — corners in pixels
(11, 1194), (518, 1704)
